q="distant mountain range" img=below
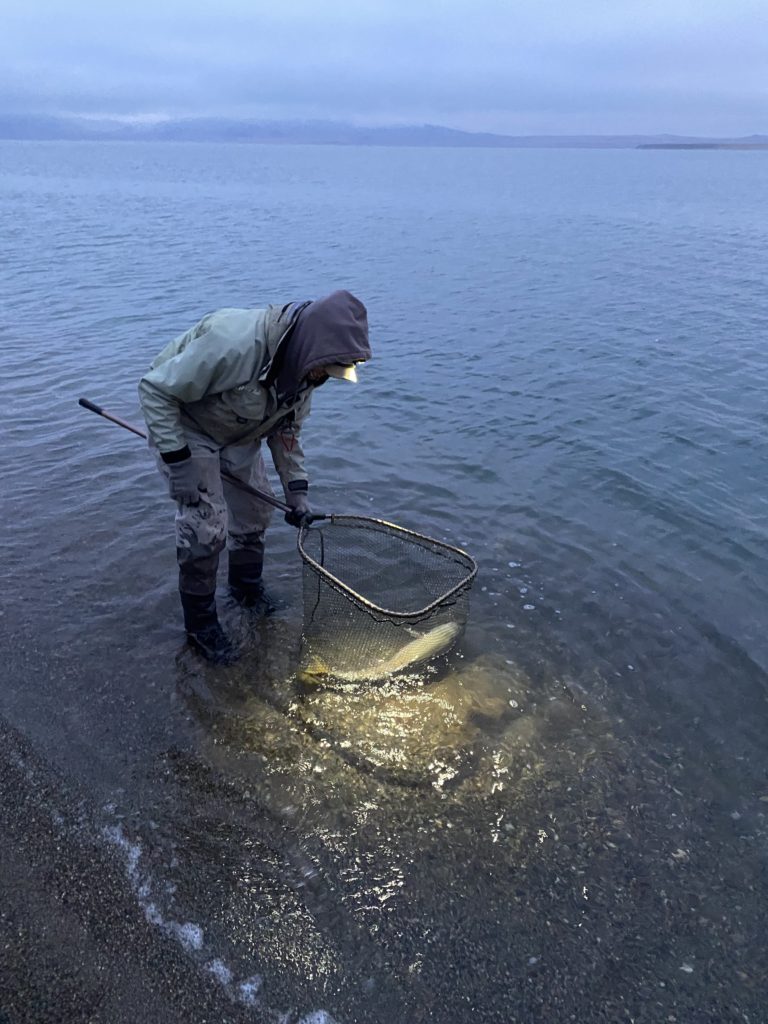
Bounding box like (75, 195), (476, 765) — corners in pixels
(1, 114), (767, 149)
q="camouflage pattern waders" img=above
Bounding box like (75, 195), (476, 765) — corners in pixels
(154, 428), (275, 596)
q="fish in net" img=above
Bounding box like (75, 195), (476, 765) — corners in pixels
(297, 515), (477, 683)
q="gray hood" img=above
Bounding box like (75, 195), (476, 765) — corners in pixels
(274, 290), (371, 401)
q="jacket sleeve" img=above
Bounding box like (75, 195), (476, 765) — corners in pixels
(138, 313), (258, 453)
(266, 390), (313, 498)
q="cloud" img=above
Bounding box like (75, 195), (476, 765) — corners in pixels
(1, 0), (766, 133)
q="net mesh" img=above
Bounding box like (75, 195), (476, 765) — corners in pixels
(298, 515), (477, 683)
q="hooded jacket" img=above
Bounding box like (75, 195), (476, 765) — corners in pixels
(138, 291), (370, 492)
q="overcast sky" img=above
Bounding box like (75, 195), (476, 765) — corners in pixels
(3, 0), (766, 135)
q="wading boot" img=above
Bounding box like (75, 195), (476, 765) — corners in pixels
(179, 591), (239, 666)
(228, 560), (277, 616)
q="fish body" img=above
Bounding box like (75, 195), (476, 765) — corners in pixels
(304, 621), (461, 682)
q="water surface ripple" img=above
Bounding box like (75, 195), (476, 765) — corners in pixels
(1, 142), (767, 1023)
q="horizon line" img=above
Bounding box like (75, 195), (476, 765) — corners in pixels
(0, 113), (766, 141)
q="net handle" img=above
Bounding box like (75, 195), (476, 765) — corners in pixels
(296, 514), (478, 621)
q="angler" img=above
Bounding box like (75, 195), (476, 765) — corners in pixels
(137, 290), (372, 665)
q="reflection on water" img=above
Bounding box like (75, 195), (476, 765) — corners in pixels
(293, 654), (513, 788)
(137, 609), (614, 1020)
(106, 601), (655, 1024)
(176, 612), (590, 792)
(139, 598), (766, 1021)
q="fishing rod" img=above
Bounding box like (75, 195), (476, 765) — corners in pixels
(78, 397), (319, 517)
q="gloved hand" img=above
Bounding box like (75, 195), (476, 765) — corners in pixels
(284, 490), (315, 528)
(167, 456), (205, 505)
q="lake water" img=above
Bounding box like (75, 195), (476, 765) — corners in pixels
(1, 141), (767, 1022)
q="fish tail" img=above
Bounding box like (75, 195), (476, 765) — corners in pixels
(302, 655), (329, 677)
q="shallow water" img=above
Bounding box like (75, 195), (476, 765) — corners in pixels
(1, 141), (767, 1022)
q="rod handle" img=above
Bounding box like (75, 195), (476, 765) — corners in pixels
(78, 397), (104, 415)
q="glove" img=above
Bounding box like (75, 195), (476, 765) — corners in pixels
(167, 456), (205, 505)
(284, 490), (316, 528)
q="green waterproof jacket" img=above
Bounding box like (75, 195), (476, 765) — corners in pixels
(138, 303), (312, 493)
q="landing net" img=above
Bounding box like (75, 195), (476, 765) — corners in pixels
(297, 515), (477, 683)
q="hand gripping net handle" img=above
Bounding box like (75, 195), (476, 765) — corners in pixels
(297, 514), (478, 622)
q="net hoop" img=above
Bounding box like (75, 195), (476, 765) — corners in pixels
(297, 514), (478, 622)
